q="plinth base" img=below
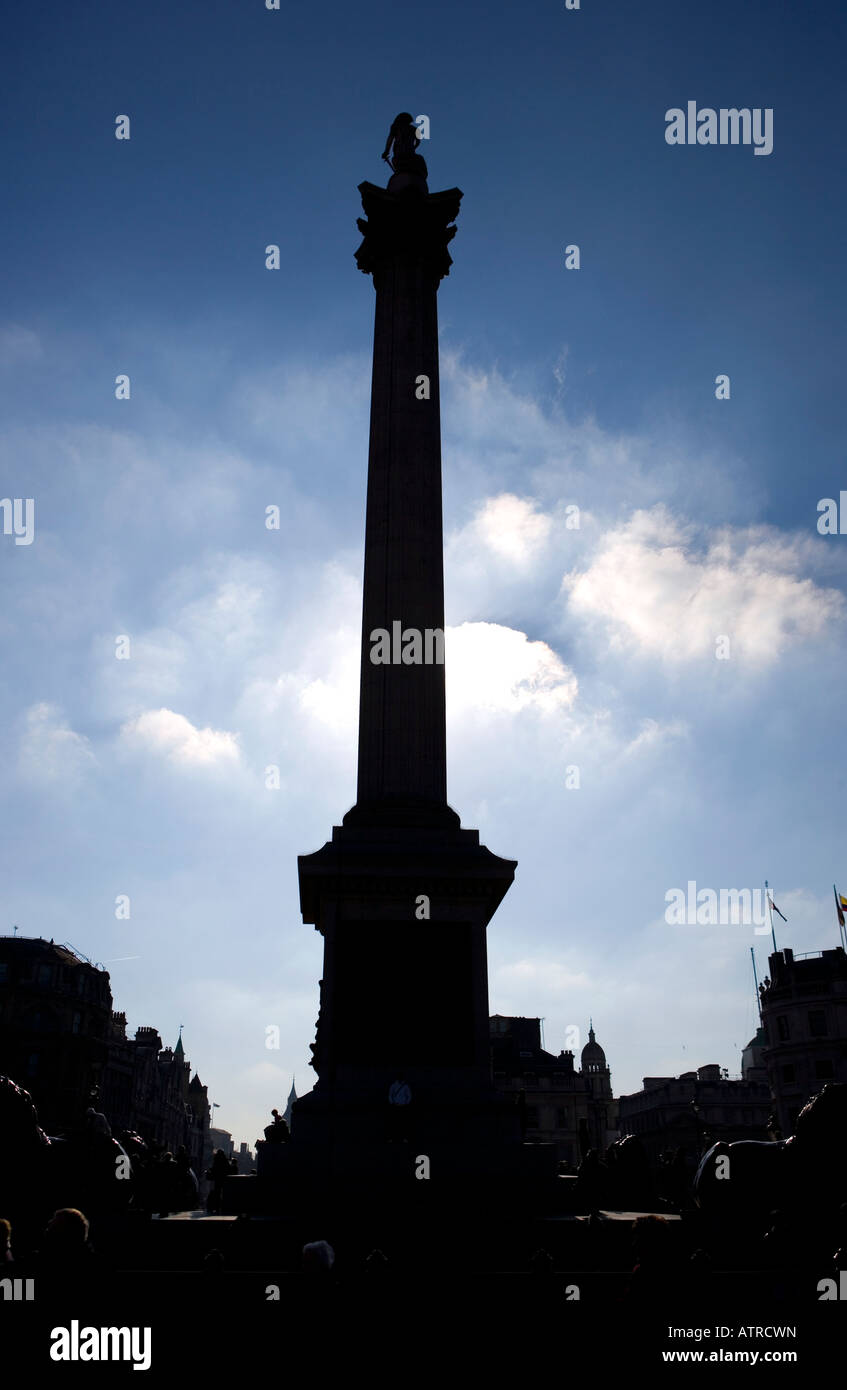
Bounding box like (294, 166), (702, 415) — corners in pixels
(234, 1138), (559, 1222)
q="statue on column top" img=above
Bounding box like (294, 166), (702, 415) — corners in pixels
(381, 112), (428, 190)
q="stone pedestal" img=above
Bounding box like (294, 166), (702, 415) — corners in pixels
(288, 817), (530, 1181)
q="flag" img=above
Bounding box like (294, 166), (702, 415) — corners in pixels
(767, 893), (787, 922)
(835, 885), (846, 930)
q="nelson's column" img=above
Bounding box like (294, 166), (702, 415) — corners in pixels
(260, 117), (554, 1212)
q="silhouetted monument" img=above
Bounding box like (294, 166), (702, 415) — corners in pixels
(380, 111), (428, 190)
(259, 121), (554, 1206)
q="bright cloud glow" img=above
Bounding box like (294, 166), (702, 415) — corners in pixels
(563, 506), (844, 663)
(447, 621), (578, 716)
(121, 708), (241, 766)
(467, 493), (553, 567)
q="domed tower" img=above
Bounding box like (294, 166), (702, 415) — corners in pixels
(580, 1020), (612, 1100)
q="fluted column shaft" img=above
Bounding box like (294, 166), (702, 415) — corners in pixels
(349, 183), (462, 822)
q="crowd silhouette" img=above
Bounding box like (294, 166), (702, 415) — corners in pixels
(1, 1074), (844, 1318)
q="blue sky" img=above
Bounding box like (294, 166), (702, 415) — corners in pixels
(2, 1), (846, 1148)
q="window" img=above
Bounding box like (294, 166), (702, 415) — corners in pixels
(808, 1010), (827, 1038)
(27, 1052), (39, 1077)
(781, 1064), (795, 1084)
(815, 1060), (834, 1080)
(38, 964), (52, 987)
(0, 963), (7, 984)
(776, 1016), (790, 1041)
(525, 1108), (539, 1128)
(556, 1108), (568, 1128)
(72, 1012), (82, 1035)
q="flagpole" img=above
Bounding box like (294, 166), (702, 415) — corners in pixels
(750, 946), (762, 1023)
(765, 880), (778, 954)
(835, 885), (847, 952)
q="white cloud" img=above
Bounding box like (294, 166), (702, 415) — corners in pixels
(121, 708), (240, 766)
(298, 673), (357, 733)
(464, 493), (553, 568)
(18, 702), (95, 780)
(622, 717), (689, 757)
(234, 561), (362, 749)
(236, 585), (576, 750)
(441, 351), (753, 528)
(5, 342), (847, 1141)
(563, 506), (844, 663)
(447, 621), (578, 717)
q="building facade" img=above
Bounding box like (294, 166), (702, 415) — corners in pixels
(232, 1141), (255, 1174)
(101, 1023), (210, 1178)
(489, 1016), (618, 1164)
(618, 1063), (771, 1164)
(209, 1127), (233, 1158)
(0, 935), (209, 1175)
(0, 937), (113, 1132)
(759, 945), (847, 1136)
